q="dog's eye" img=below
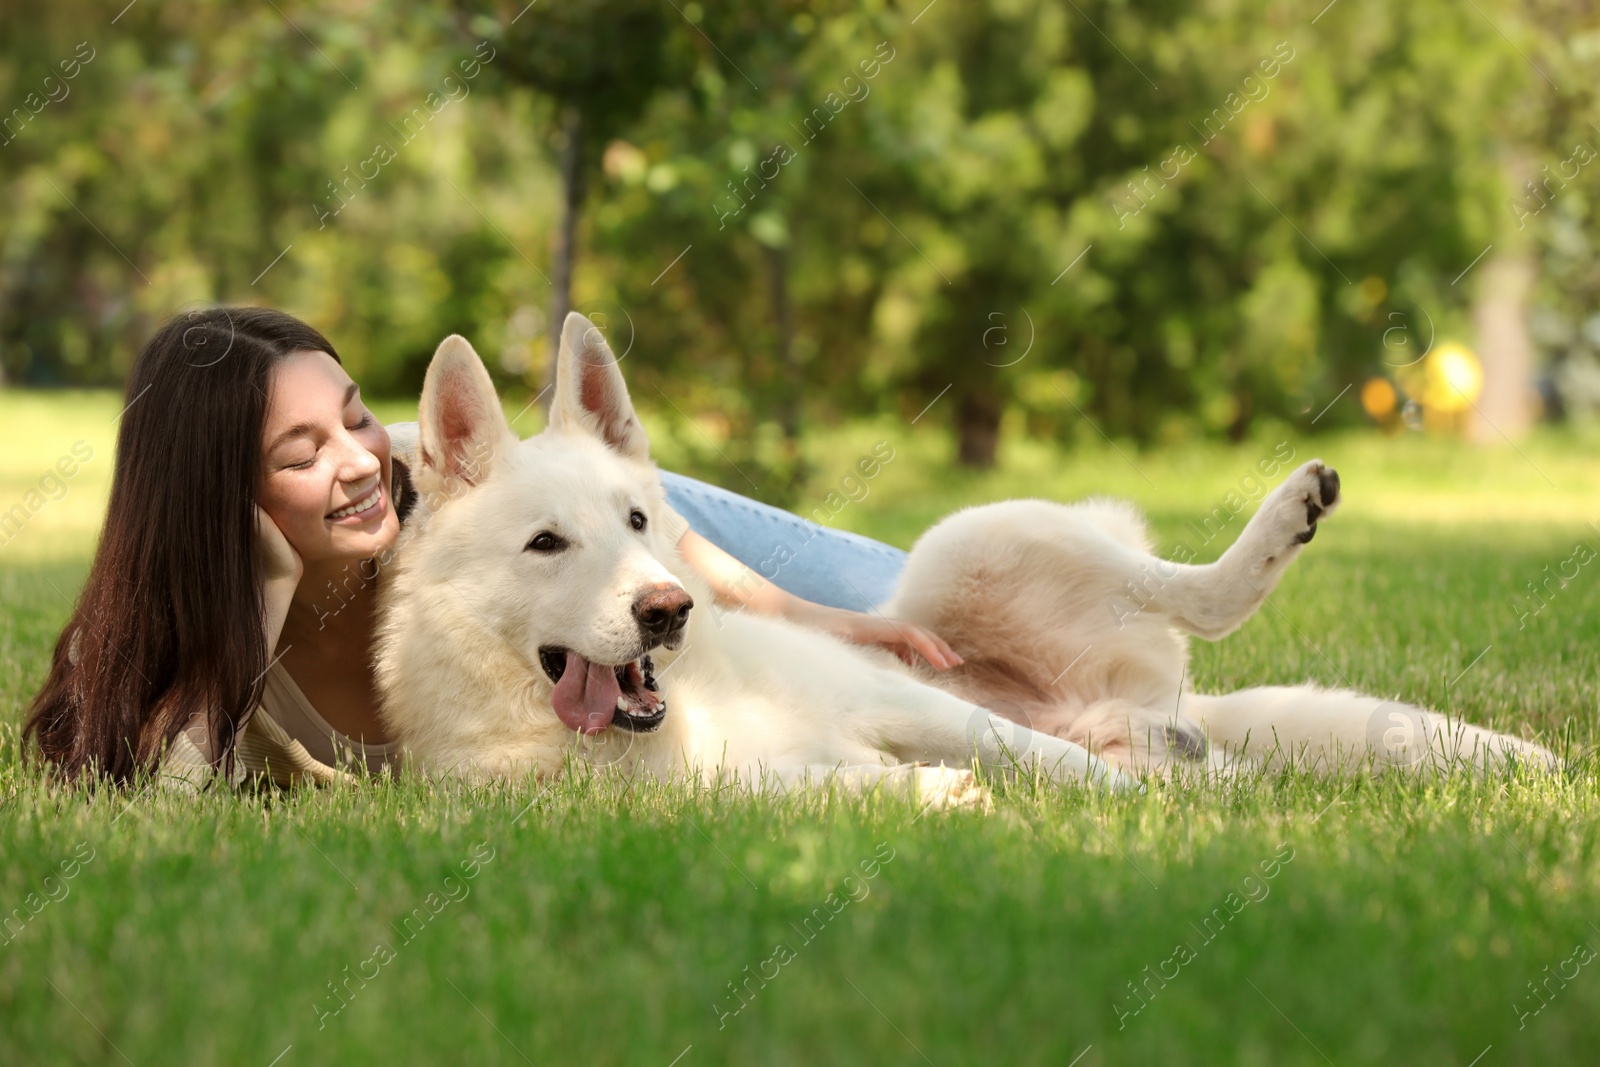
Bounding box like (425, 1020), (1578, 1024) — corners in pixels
(525, 531), (566, 553)
(629, 509), (647, 532)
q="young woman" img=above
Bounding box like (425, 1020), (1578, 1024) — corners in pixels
(24, 307), (959, 787)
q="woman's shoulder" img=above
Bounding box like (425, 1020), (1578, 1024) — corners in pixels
(159, 694), (363, 793)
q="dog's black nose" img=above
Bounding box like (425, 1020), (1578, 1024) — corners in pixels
(633, 585), (693, 638)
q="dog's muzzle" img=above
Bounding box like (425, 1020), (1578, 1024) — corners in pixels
(538, 646), (667, 734)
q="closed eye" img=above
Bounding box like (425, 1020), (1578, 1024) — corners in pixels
(525, 531), (568, 553)
(283, 414), (372, 471)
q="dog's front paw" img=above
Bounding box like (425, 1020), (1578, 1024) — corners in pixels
(914, 766), (993, 813)
(1269, 459), (1341, 547)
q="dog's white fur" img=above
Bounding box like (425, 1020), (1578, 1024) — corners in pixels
(375, 314), (1555, 805)
(886, 493), (1555, 775)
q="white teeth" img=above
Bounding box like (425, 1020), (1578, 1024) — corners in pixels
(615, 697), (628, 713)
(330, 486), (381, 519)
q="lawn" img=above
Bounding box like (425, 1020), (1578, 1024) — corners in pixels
(3, 389), (1600, 1066)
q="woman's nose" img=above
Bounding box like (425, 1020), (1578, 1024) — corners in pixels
(335, 434), (382, 482)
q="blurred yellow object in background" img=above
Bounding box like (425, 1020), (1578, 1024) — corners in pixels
(1425, 343), (1484, 413)
(1368, 343), (1484, 435)
(1361, 377), (1398, 420)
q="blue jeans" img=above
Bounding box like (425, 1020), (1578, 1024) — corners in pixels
(660, 472), (907, 612)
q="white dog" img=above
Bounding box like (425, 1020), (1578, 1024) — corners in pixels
(375, 315), (1554, 804)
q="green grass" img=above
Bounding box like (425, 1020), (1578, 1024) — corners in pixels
(3, 389), (1600, 1065)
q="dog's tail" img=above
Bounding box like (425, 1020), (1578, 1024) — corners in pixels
(1181, 685), (1559, 775)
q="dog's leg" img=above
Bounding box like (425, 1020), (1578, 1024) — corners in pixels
(1128, 460), (1341, 640)
(1052, 698), (1221, 776)
(885, 461), (1339, 721)
(1182, 686), (1558, 774)
(855, 673), (1141, 793)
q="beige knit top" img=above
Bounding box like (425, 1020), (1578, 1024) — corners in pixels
(157, 421), (691, 792)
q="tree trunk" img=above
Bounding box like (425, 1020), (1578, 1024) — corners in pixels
(1226, 387), (1254, 443)
(956, 389), (1002, 468)
(546, 104), (585, 404)
(765, 243), (799, 457)
(1471, 149), (1538, 442)
(1470, 249), (1538, 442)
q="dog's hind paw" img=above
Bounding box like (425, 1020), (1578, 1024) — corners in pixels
(1265, 459), (1341, 548)
(914, 766), (993, 814)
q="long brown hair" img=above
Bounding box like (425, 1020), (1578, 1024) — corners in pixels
(25, 306), (342, 782)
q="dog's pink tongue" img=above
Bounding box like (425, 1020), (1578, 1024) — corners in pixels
(551, 651), (619, 735)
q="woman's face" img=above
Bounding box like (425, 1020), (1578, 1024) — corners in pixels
(258, 350), (399, 567)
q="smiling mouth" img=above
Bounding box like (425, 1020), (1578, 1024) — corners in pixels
(328, 483), (384, 521)
(538, 646), (666, 733)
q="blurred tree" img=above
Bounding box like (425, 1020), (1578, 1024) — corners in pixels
(454, 0), (702, 395)
(3, 0), (1598, 477)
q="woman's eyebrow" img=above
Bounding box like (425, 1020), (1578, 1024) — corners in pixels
(267, 382), (360, 453)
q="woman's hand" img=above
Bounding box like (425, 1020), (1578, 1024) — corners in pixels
(789, 600), (964, 671)
(254, 504), (303, 588)
(254, 505), (302, 664)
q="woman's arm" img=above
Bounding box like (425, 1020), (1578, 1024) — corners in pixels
(676, 529), (962, 670)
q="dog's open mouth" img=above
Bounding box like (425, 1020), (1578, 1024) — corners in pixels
(538, 646), (665, 736)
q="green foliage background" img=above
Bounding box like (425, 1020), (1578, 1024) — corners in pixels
(1, 0), (1596, 489)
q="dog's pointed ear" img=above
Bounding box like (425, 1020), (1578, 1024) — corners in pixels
(418, 334), (514, 489)
(548, 312), (650, 462)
